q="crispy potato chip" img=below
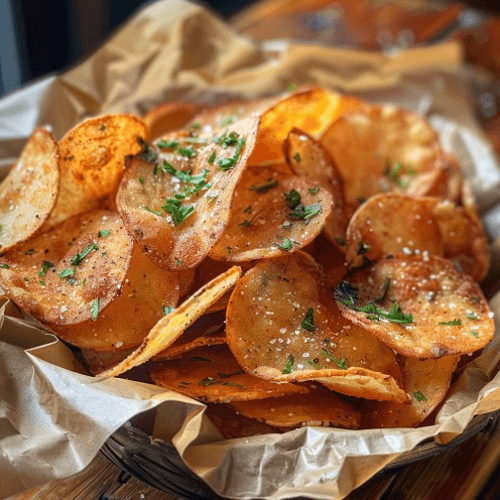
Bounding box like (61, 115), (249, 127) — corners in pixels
(205, 403), (279, 439)
(231, 388), (361, 429)
(320, 103), (442, 213)
(48, 115), (147, 226)
(150, 344), (308, 403)
(98, 266), (242, 378)
(336, 253), (495, 358)
(249, 88), (363, 165)
(226, 252), (406, 402)
(209, 166), (333, 261)
(362, 355), (460, 428)
(307, 233), (347, 283)
(345, 193), (444, 269)
(153, 311), (227, 361)
(0, 128), (59, 253)
(285, 128), (348, 251)
(0, 211), (180, 351)
(117, 116), (259, 270)
(77, 347), (134, 376)
(178, 267), (197, 299)
(143, 102), (204, 140)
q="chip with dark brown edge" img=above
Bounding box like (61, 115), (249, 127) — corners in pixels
(320, 103), (442, 214)
(284, 128), (348, 251)
(47, 115), (147, 227)
(117, 115), (259, 270)
(153, 310), (227, 361)
(362, 355), (460, 428)
(0, 211), (180, 351)
(98, 266), (242, 378)
(335, 253), (494, 359)
(226, 251), (407, 402)
(150, 344), (308, 403)
(231, 387), (361, 429)
(209, 166), (333, 261)
(0, 128), (59, 253)
(142, 102), (204, 140)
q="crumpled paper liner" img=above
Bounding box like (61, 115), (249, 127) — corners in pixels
(1, 1), (500, 498)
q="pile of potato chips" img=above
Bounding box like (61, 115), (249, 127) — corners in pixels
(0, 87), (495, 435)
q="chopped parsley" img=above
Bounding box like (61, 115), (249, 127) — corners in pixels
(285, 189), (301, 209)
(283, 355), (294, 374)
(0, 263), (9, 269)
(145, 206), (163, 216)
(322, 349), (347, 369)
(208, 151), (216, 164)
(157, 139), (179, 149)
(277, 238), (293, 251)
(39, 280), (46, 286)
(99, 124), (106, 131)
(217, 136), (245, 170)
(306, 359), (320, 369)
(249, 179), (279, 193)
(438, 319), (462, 326)
(288, 203), (322, 220)
(163, 306), (174, 315)
(177, 146), (196, 158)
(293, 152), (301, 163)
(70, 243), (98, 266)
(176, 259), (182, 266)
(38, 260), (54, 277)
(162, 161), (210, 195)
(207, 195), (218, 203)
(90, 298), (99, 321)
(414, 391), (427, 402)
(287, 83), (297, 91)
(161, 198), (195, 225)
(385, 161), (415, 188)
(218, 131), (240, 148)
(138, 176), (145, 184)
(58, 268), (74, 279)
(98, 229), (110, 238)
(23, 277), (29, 282)
(467, 313), (479, 320)
(471, 331), (479, 337)
(309, 186), (319, 195)
(301, 307), (316, 332)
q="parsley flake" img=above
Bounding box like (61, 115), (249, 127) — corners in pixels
(414, 391), (427, 402)
(70, 243), (98, 266)
(467, 313), (479, 320)
(322, 349), (347, 369)
(177, 146), (196, 158)
(301, 307), (316, 332)
(38, 260), (54, 277)
(283, 355), (294, 374)
(309, 186), (320, 195)
(471, 331), (479, 337)
(98, 229), (110, 238)
(0, 263), (9, 269)
(90, 298), (99, 321)
(217, 136), (245, 170)
(208, 151), (217, 164)
(277, 238), (293, 251)
(288, 203), (322, 220)
(306, 359), (320, 369)
(157, 139), (179, 149)
(163, 306), (174, 315)
(138, 176), (145, 184)
(58, 268), (75, 279)
(285, 189), (301, 209)
(145, 206), (163, 216)
(438, 319), (462, 326)
(293, 152), (301, 162)
(287, 83), (297, 91)
(162, 198), (195, 225)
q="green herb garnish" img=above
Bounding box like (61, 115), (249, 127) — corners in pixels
(285, 189), (301, 209)
(293, 152), (301, 163)
(163, 306), (174, 315)
(287, 83), (297, 91)
(467, 313), (479, 320)
(208, 151), (216, 164)
(90, 298), (99, 321)
(25, 249), (35, 255)
(138, 176), (144, 184)
(58, 268), (74, 279)
(218, 136), (245, 170)
(70, 243), (98, 266)
(306, 359), (320, 369)
(161, 198), (195, 225)
(0, 263), (9, 269)
(438, 319), (462, 326)
(277, 238), (293, 251)
(471, 331), (479, 337)
(177, 146), (196, 158)
(145, 206), (163, 216)
(288, 203), (322, 220)
(309, 186), (319, 195)
(157, 139), (179, 149)
(38, 260), (54, 277)
(414, 391), (427, 402)
(98, 229), (110, 238)
(322, 349), (347, 369)
(283, 355), (294, 374)
(301, 307), (316, 332)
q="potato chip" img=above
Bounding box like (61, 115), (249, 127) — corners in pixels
(0, 128), (59, 253)
(150, 344), (308, 403)
(117, 116), (259, 270)
(153, 311), (227, 361)
(307, 233), (346, 284)
(320, 103), (442, 213)
(47, 115), (147, 226)
(335, 253), (495, 358)
(98, 266), (242, 378)
(285, 128), (348, 250)
(77, 347), (134, 376)
(344, 193), (444, 269)
(209, 166), (333, 261)
(249, 88), (363, 165)
(226, 252), (406, 402)
(362, 355), (460, 428)
(142, 101), (204, 140)
(231, 388), (361, 429)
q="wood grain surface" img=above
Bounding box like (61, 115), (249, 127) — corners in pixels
(7, 415), (500, 500)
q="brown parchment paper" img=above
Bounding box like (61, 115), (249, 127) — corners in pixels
(1, 1), (500, 498)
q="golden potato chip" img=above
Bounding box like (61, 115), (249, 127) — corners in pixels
(285, 128), (349, 251)
(205, 403), (279, 439)
(0, 128), (59, 253)
(153, 311), (227, 361)
(77, 348), (134, 376)
(231, 388), (361, 429)
(320, 103), (442, 213)
(98, 266), (242, 378)
(335, 253), (495, 358)
(142, 101), (204, 140)
(0, 211), (180, 351)
(344, 193), (444, 269)
(47, 115), (147, 226)
(363, 355), (460, 428)
(249, 88), (363, 165)
(117, 116), (259, 270)
(226, 252), (406, 402)
(150, 345), (308, 403)
(209, 167), (333, 261)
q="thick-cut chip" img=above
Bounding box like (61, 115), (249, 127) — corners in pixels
(285, 128), (348, 251)
(0, 211), (180, 351)
(150, 344), (308, 403)
(249, 88), (363, 166)
(117, 116), (259, 270)
(363, 355), (460, 428)
(231, 388), (361, 429)
(47, 115), (147, 227)
(205, 404), (279, 439)
(142, 102), (204, 140)
(226, 252), (407, 402)
(209, 167), (333, 261)
(98, 266), (242, 378)
(345, 193), (444, 269)
(0, 128), (59, 253)
(153, 311), (227, 361)
(320, 103), (442, 214)
(335, 253), (495, 358)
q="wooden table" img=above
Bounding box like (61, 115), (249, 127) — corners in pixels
(8, 414), (500, 500)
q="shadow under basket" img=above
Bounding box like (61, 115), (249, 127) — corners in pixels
(100, 410), (499, 499)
